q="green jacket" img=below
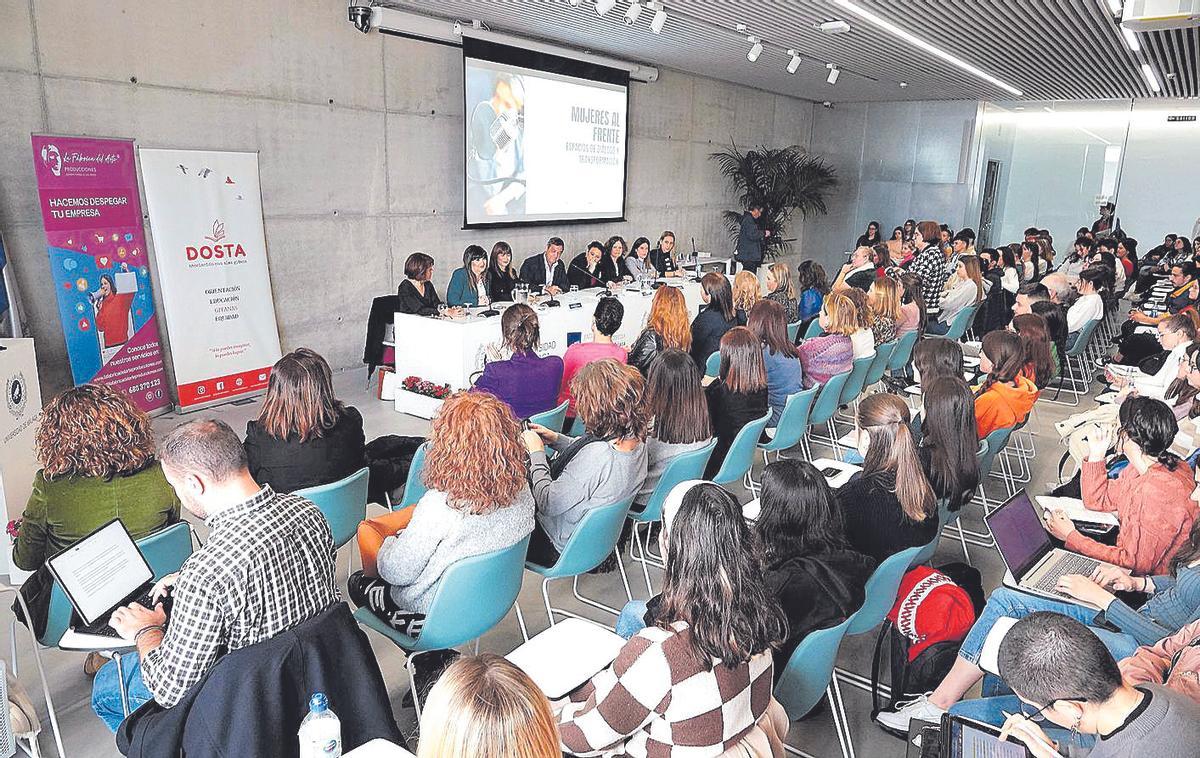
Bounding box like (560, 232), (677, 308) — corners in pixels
(13, 461), (182, 572)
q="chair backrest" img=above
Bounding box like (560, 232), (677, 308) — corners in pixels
(632, 440), (717, 524)
(712, 411), (773, 486)
(536, 495), (636, 577)
(44, 521), (195, 647)
(845, 544), (923, 636)
(705, 350), (721, 377)
(1066, 318), (1101, 358)
(760, 385), (820, 452)
(409, 535), (532, 652)
(528, 400), (570, 434)
(294, 467), (370, 549)
(774, 616), (854, 718)
(912, 506), (947, 566)
(804, 320), (825, 339)
(944, 304), (978, 341)
(887, 330), (920, 372)
(807, 373), (850, 428)
(401, 441), (430, 508)
(864, 341), (897, 386)
(979, 425), (1014, 478)
(786, 321), (802, 343)
(838, 355), (875, 406)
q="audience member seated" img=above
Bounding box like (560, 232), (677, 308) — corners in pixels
(732, 270), (760, 324)
(927, 257), (984, 335)
(756, 460), (876, 671)
(417, 653), (560, 758)
(14, 384), (180, 644)
(1120, 618), (1200, 706)
(649, 230), (680, 277)
(558, 297), (627, 418)
(867, 276), (900, 345)
(567, 241), (606, 290)
(486, 241), (519, 303)
(1019, 240), (1044, 284)
(600, 235), (631, 285)
(747, 300), (802, 430)
(473, 304), (564, 420)
(690, 272), (739, 370)
(1030, 299), (1069, 376)
(834, 246), (876, 292)
(519, 237), (570, 295)
(764, 261), (799, 323)
(838, 394), (938, 562)
(1105, 313), (1196, 399)
(92, 419), (337, 731)
(243, 348), (365, 494)
(840, 287), (877, 358)
(522, 360), (648, 566)
(856, 220), (882, 249)
(796, 260), (829, 330)
(446, 244), (490, 307)
(1011, 282), (1049, 318)
(704, 327), (769, 478)
(917, 377), (981, 510)
(896, 272), (926, 335)
(397, 252), (444, 316)
(1111, 263), (1197, 366)
(1040, 271), (1072, 304)
(556, 483), (786, 757)
(625, 236), (653, 281)
(348, 392), (534, 638)
(1067, 267), (1107, 346)
(1011, 313), (1057, 388)
(974, 330), (1039, 439)
(797, 291), (855, 388)
(628, 285), (691, 376)
(912, 336), (964, 388)
(636, 350), (713, 510)
(1059, 236), (1093, 283)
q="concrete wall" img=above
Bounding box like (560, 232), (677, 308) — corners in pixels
(0, 0), (821, 399)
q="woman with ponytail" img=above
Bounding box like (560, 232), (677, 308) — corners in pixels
(974, 330), (1039, 439)
(473, 304), (564, 419)
(837, 393), (939, 562)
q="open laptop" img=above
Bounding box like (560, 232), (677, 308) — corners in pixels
(985, 490), (1114, 610)
(913, 714), (1033, 758)
(46, 519), (165, 646)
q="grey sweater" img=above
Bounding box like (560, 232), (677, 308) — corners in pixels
(635, 438), (711, 507)
(529, 435), (647, 551)
(375, 486), (535, 612)
(1087, 685), (1200, 758)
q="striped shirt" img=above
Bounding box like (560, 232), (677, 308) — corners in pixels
(141, 487), (337, 707)
(557, 621), (774, 757)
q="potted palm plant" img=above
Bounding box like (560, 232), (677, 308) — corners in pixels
(710, 144), (837, 259)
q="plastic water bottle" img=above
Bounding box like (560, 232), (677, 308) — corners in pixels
(298, 692), (342, 758)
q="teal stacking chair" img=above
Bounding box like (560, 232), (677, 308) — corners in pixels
(914, 501), (953, 566)
(803, 320), (825, 339)
(568, 415), (586, 437)
(838, 355), (875, 407)
(786, 320), (802, 343)
(945, 436), (1003, 561)
(1048, 317), (1101, 406)
(804, 373), (849, 454)
(887, 329), (920, 378)
(627, 441), (717, 593)
(705, 350), (721, 377)
(295, 467), (370, 550)
(355, 535), (531, 718)
(711, 411), (772, 491)
(748, 386), (820, 495)
(523, 495), (636, 631)
(775, 618), (856, 758)
(942, 303), (978, 341)
(862, 340), (897, 392)
(528, 400), (569, 433)
(399, 441), (429, 508)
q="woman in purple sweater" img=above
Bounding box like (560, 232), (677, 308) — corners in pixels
(798, 290), (856, 388)
(473, 304), (564, 420)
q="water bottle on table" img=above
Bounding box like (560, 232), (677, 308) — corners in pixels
(299, 692), (342, 757)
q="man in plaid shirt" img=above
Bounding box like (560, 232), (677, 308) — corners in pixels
(92, 419), (337, 731)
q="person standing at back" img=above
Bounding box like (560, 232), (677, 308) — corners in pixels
(735, 203), (768, 274)
(559, 297), (628, 420)
(908, 220), (950, 313)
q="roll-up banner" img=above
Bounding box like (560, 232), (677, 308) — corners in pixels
(139, 148), (281, 410)
(30, 135), (171, 414)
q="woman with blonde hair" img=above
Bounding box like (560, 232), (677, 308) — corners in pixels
(867, 276), (901, 346)
(732, 270), (761, 324)
(841, 286), (877, 358)
(350, 391), (535, 634)
(418, 653), (560, 758)
(764, 262), (799, 323)
(244, 347), (365, 493)
(797, 291), (856, 387)
(628, 285), (692, 376)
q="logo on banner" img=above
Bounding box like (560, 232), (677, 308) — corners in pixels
(205, 220), (226, 244)
(186, 219), (246, 262)
(5, 372), (28, 419)
(40, 144), (62, 177)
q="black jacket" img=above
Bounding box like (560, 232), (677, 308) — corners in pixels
(837, 471), (939, 564)
(519, 253), (569, 293)
(397, 279), (441, 316)
(628, 328), (664, 376)
(600, 253), (631, 284)
(736, 212), (765, 264)
(363, 294), (399, 374)
(690, 306), (737, 370)
(704, 380), (768, 478)
(487, 267), (518, 302)
(567, 253), (606, 289)
(117, 603), (404, 758)
(650, 246), (679, 275)
(244, 407), (366, 493)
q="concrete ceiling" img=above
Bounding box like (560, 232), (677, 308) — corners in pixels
(377, 0), (1199, 103)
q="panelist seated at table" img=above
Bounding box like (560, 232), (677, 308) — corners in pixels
(625, 236), (653, 281)
(567, 242), (606, 290)
(486, 241), (520, 303)
(649, 230), (680, 277)
(519, 237), (570, 295)
(397, 252), (444, 317)
(472, 304), (564, 420)
(599, 235), (632, 285)
(446, 245), (490, 308)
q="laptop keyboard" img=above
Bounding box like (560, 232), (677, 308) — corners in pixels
(74, 589), (157, 639)
(1029, 554), (1101, 597)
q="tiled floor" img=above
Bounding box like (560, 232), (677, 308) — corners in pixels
(8, 364), (1089, 757)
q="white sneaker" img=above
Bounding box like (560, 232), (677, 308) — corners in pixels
(875, 694), (947, 733)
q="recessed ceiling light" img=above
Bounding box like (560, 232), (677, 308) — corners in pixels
(1121, 26), (1140, 52)
(1141, 62), (1162, 92)
(831, 0), (1023, 96)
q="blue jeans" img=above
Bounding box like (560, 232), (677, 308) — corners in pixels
(926, 319), (951, 336)
(949, 695), (1095, 751)
(92, 655), (153, 733)
(616, 600), (648, 640)
(958, 587), (1139, 665)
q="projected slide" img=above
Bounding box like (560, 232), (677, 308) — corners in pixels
(465, 56), (628, 226)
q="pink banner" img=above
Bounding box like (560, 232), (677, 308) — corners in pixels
(32, 135), (171, 413)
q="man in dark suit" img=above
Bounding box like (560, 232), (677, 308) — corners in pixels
(519, 237), (569, 295)
(735, 203), (768, 274)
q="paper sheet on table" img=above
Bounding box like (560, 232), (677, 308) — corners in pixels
(979, 616), (1019, 676)
(1035, 496), (1118, 527)
(506, 618), (625, 699)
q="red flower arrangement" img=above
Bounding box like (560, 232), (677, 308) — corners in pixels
(401, 376), (452, 400)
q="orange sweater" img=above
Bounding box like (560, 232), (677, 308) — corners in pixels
(975, 375), (1039, 439)
(1071, 459), (1199, 575)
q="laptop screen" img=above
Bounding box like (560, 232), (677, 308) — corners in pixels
(47, 519), (153, 626)
(985, 490), (1053, 580)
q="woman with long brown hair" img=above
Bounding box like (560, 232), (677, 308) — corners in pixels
(628, 285), (692, 376)
(690, 272), (738, 370)
(704, 327), (768, 478)
(600, 235), (631, 285)
(637, 349), (713, 508)
(244, 347), (365, 493)
(927, 256), (984, 335)
(1011, 312), (1056, 389)
(837, 393), (938, 562)
(974, 330), (1039, 439)
(747, 299), (802, 429)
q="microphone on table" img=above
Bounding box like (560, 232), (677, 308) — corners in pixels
(541, 281), (561, 307)
(567, 261), (605, 289)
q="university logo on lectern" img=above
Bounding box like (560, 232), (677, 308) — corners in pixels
(5, 372), (27, 419)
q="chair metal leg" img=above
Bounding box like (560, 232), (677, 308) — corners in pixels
(2, 589), (65, 758)
(514, 602), (529, 643)
(405, 651), (425, 720)
(631, 525), (656, 597)
(827, 679), (855, 758)
(116, 652), (130, 718)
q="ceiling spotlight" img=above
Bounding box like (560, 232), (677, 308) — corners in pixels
(786, 50), (802, 74)
(1121, 26), (1140, 52)
(747, 36), (763, 62)
(649, 2), (667, 34)
(1105, 0), (1123, 14)
(899, 81), (908, 88)
(595, 0), (618, 17)
(1141, 62), (1162, 92)
(826, 63), (840, 84)
(624, 1), (642, 25)
(567, 0), (582, 6)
